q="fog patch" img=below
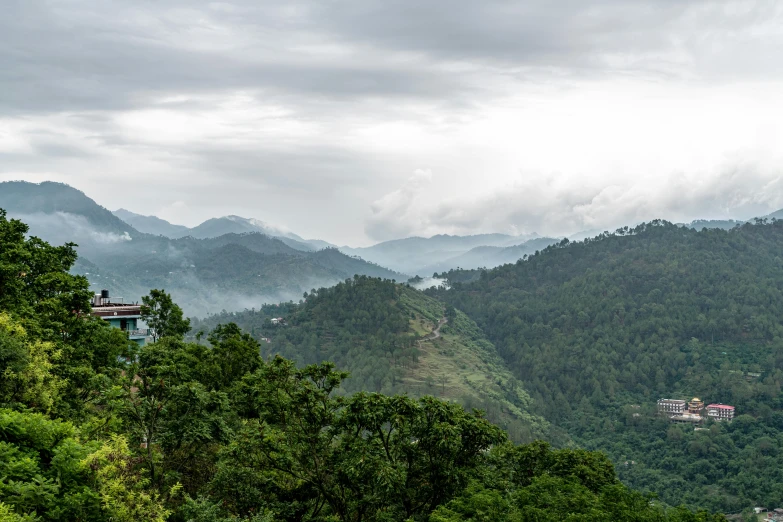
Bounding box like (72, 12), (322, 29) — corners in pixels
(15, 212), (132, 244)
(409, 276), (449, 291)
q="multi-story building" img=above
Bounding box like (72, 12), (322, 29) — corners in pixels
(687, 397), (704, 414)
(90, 290), (150, 347)
(706, 404), (735, 422)
(657, 399), (686, 414)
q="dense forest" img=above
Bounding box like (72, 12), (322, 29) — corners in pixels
(192, 277), (558, 444)
(429, 219), (783, 512)
(0, 209), (728, 520)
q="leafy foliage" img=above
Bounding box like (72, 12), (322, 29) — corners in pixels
(0, 313), (64, 413)
(0, 409), (103, 521)
(84, 435), (170, 522)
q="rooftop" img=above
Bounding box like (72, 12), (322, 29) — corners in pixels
(92, 303), (142, 318)
(707, 404), (735, 410)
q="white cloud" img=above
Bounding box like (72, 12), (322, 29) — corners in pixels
(2, 1), (783, 245)
(366, 169), (434, 240)
(365, 160), (783, 241)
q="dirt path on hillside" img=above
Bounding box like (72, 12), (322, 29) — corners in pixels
(419, 317), (447, 346)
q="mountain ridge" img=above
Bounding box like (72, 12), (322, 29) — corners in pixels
(0, 181), (404, 316)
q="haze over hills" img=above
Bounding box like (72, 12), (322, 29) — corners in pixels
(416, 236), (562, 275)
(111, 206), (562, 272)
(5, 181), (783, 316)
(339, 232), (554, 275)
(0, 181), (137, 240)
(112, 208), (333, 251)
(0, 181), (402, 316)
(113, 208), (190, 238)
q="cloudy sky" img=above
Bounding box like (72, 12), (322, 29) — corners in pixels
(1, 0), (782, 245)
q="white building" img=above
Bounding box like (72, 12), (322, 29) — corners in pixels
(706, 404), (735, 421)
(657, 399), (686, 414)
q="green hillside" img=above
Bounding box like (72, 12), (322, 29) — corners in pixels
(433, 219), (783, 512)
(0, 209), (724, 521)
(192, 276), (556, 443)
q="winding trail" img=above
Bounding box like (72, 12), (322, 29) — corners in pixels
(418, 317), (447, 348)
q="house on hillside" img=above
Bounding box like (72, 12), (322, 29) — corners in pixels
(706, 403), (735, 422)
(657, 399), (686, 414)
(90, 290), (151, 346)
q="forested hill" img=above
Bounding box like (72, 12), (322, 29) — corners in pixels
(192, 275), (556, 443)
(2, 209), (728, 521)
(432, 219), (783, 512)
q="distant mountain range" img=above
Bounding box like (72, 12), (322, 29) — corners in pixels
(0, 182), (401, 316)
(111, 208), (333, 251)
(113, 208), (190, 238)
(4, 180), (781, 315)
(339, 233), (560, 275)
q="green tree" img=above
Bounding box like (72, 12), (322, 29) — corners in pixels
(83, 435), (170, 522)
(0, 313), (64, 413)
(141, 289), (191, 342)
(0, 409), (103, 521)
(214, 357), (506, 521)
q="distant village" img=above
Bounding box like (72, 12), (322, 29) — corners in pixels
(657, 397), (735, 424)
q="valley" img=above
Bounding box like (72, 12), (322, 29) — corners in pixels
(3, 2), (776, 519)
(4, 181), (783, 518)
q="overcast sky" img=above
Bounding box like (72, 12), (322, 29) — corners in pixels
(2, 0), (782, 245)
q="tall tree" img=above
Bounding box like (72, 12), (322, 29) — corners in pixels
(140, 289), (190, 342)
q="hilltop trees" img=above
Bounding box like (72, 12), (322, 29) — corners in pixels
(215, 357), (506, 520)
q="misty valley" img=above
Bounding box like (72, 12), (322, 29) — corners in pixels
(3, 180), (783, 521)
(5, 1), (783, 519)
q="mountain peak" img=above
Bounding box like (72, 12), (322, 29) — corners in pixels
(0, 180), (137, 237)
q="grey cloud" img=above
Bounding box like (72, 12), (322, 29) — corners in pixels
(299, 0), (783, 79)
(3, 0), (782, 246)
(0, 0), (477, 116)
(3, 0), (781, 117)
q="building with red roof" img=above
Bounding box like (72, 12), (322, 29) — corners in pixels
(706, 403), (735, 422)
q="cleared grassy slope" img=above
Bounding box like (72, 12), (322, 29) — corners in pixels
(397, 287), (557, 442)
